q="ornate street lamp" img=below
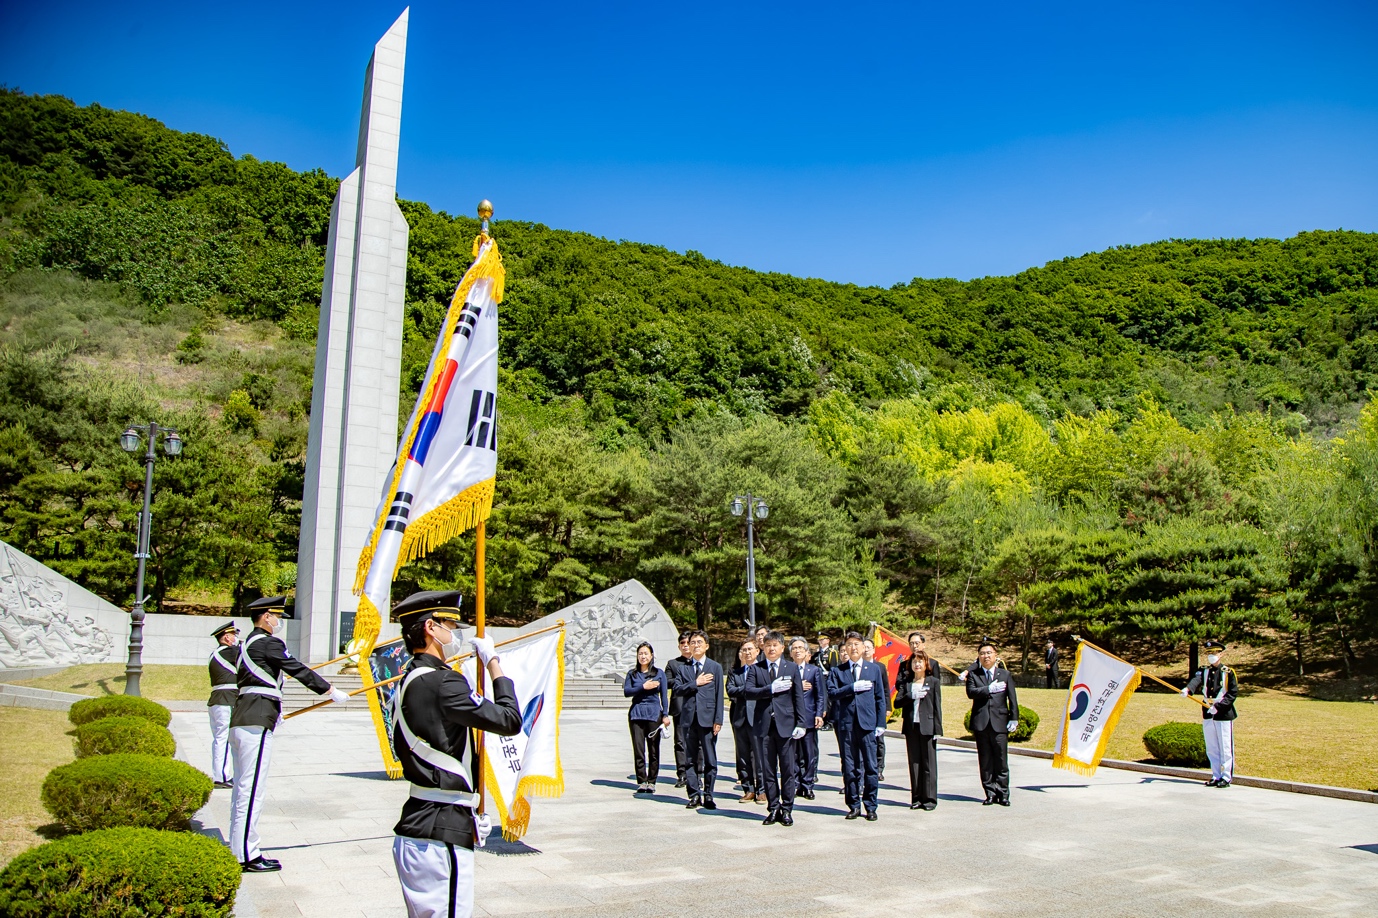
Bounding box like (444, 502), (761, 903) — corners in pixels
(729, 493), (769, 629)
(119, 422), (184, 697)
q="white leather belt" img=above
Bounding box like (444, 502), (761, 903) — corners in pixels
(238, 686), (282, 699)
(408, 784), (480, 809)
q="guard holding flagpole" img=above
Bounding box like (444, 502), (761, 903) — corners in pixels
(1182, 640), (1238, 787)
(390, 591), (520, 918)
(207, 621), (240, 788)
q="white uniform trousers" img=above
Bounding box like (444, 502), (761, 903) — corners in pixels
(1203, 718), (1234, 782)
(393, 835), (474, 918)
(229, 725), (274, 863)
(208, 705), (232, 784)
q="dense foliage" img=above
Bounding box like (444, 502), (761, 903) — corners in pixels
(72, 716), (176, 759)
(2, 89), (1378, 677)
(67, 695), (171, 728)
(0, 827), (239, 918)
(1141, 721), (1209, 767)
(963, 704), (1040, 742)
(41, 754), (212, 832)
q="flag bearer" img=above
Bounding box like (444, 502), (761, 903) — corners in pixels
(390, 591), (521, 918)
(207, 621), (241, 788)
(1182, 640), (1238, 788)
(229, 596), (349, 872)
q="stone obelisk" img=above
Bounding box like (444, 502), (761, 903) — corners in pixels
(295, 8), (410, 662)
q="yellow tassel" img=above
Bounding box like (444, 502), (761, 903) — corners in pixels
(353, 241), (505, 596)
(391, 479), (496, 578)
(355, 594), (405, 779)
(1050, 643), (1143, 776)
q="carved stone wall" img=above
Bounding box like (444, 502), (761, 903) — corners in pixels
(0, 542), (119, 668)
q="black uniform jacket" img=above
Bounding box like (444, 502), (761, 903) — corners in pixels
(727, 663), (755, 728)
(393, 654), (522, 848)
(743, 658), (807, 739)
(208, 644), (241, 707)
(965, 663), (1019, 733)
(897, 671), (944, 737)
(1185, 665), (1238, 721)
(665, 655), (692, 718)
(229, 627), (332, 730)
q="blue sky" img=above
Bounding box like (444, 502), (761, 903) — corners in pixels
(3, 1), (1376, 285)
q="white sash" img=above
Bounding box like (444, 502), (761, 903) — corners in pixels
(237, 633), (283, 699)
(210, 648), (237, 674)
(392, 664), (475, 798)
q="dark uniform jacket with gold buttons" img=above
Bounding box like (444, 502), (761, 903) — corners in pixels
(208, 644), (241, 708)
(229, 627), (331, 730)
(1185, 665), (1238, 721)
(392, 653), (521, 849)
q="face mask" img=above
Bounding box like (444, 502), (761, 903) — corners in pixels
(437, 625), (464, 659)
(1207, 654), (1219, 666)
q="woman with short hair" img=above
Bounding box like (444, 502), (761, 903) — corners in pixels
(624, 642), (670, 794)
(897, 648), (943, 810)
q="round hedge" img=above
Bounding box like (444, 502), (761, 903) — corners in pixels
(73, 716), (176, 759)
(68, 695), (171, 728)
(0, 826), (240, 918)
(1142, 721), (1208, 766)
(963, 704), (1040, 742)
(42, 754), (212, 832)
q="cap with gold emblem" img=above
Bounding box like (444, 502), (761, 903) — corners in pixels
(390, 590), (464, 628)
(246, 595), (291, 619)
(211, 621), (239, 639)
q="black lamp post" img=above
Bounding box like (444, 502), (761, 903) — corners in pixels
(729, 493), (769, 629)
(119, 422), (183, 697)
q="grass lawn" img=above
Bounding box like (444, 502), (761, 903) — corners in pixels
(13, 663), (210, 701)
(0, 708), (74, 867)
(928, 686), (1378, 792)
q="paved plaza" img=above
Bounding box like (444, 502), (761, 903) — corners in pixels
(173, 708), (1378, 917)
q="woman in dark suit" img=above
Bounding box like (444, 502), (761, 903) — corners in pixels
(897, 649), (943, 810)
(624, 642), (671, 794)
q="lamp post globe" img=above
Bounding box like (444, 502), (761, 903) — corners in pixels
(120, 428), (142, 453)
(729, 492), (767, 630)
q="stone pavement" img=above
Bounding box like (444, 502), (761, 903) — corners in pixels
(172, 708), (1378, 917)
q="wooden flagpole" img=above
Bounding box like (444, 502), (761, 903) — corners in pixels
(1073, 635), (1208, 707)
(474, 518), (487, 821)
(284, 620), (564, 719)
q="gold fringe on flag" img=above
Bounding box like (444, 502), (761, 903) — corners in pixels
(1051, 643), (1142, 775)
(355, 593), (405, 778)
(481, 631), (566, 841)
(353, 239), (505, 596)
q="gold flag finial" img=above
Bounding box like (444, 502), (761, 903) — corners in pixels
(478, 200), (494, 239)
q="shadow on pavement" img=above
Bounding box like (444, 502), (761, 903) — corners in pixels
(1347, 844), (1378, 856)
(480, 837), (542, 856)
(333, 771), (394, 781)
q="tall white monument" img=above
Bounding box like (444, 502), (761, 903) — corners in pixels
(296, 8), (410, 662)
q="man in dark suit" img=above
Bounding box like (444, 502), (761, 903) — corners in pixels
(1045, 639), (1060, 689)
(828, 632), (887, 821)
(896, 632), (942, 682)
(726, 639), (761, 802)
(744, 631), (807, 825)
(789, 637), (826, 800)
(670, 629), (724, 810)
(862, 639), (891, 781)
(665, 632), (693, 787)
(966, 639), (1020, 807)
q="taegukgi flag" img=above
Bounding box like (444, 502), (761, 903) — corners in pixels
(1052, 642), (1142, 775)
(351, 238), (505, 776)
(482, 629), (565, 840)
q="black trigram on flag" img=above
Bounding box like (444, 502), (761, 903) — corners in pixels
(456, 302), (482, 340)
(465, 390), (496, 451)
(384, 492), (414, 534)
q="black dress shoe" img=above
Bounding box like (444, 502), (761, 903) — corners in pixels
(800, 789), (815, 800)
(701, 797), (717, 810)
(864, 811), (878, 821)
(983, 798), (995, 806)
(674, 777), (687, 788)
(922, 803), (937, 811)
(1216, 781), (1230, 789)
(763, 811), (779, 825)
(910, 802), (924, 810)
(1204, 778), (1218, 787)
(780, 813), (794, 826)
(242, 857), (281, 873)
(260, 857), (281, 868)
(685, 796), (700, 809)
(213, 781), (232, 789)
(997, 797), (1011, 807)
(845, 809), (861, 820)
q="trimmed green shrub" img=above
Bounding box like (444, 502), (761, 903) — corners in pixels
(1143, 721), (1209, 766)
(68, 695), (171, 728)
(963, 704), (1040, 742)
(42, 754), (212, 831)
(73, 716), (175, 758)
(0, 826), (240, 917)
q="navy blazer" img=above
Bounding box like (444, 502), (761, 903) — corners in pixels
(669, 656), (724, 728)
(623, 666), (669, 721)
(797, 661), (827, 724)
(744, 658), (807, 739)
(966, 664), (1019, 733)
(726, 664), (755, 727)
(827, 659), (887, 732)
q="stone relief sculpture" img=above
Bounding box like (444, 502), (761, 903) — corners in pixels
(0, 544), (116, 667)
(527, 580), (679, 679)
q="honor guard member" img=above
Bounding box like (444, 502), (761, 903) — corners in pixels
(229, 596), (349, 873)
(207, 621), (241, 788)
(1182, 640), (1238, 787)
(390, 591), (521, 918)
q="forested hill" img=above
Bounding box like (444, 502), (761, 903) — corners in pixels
(5, 89), (1378, 680)
(3, 89), (1378, 435)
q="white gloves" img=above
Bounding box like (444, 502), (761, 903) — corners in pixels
(957, 670), (969, 681)
(1006, 719), (1019, 732)
(1207, 704), (1218, 716)
(853, 679), (873, 692)
(790, 727), (805, 740)
(988, 680), (1006, 694)
(1180, 687), (1190, 697)
(473, 813), (493, 848)
(468, 635), (498, 666)
(328, 687), (350, 705)
(771, 677), (791, 694)
(914, 685), (929, 698)
(874, 727), (886, 738)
